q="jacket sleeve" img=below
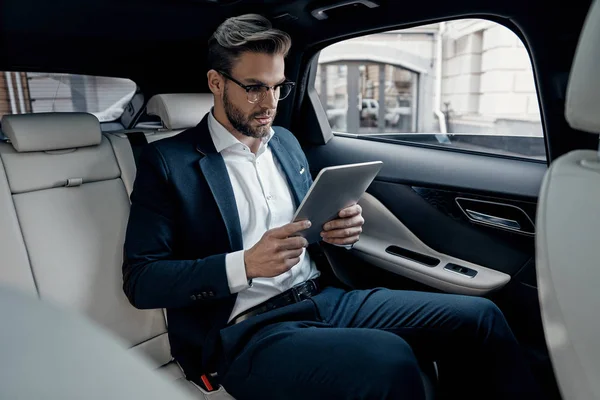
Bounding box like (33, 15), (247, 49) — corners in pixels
(122, 144), (232, 310)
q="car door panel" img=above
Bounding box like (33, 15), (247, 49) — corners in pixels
(304, 135), (543, 281)
(353, 192), (511, 296)
(366, 181), (534, 275)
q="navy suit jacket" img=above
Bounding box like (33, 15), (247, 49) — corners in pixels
(122, 113), (330, 379)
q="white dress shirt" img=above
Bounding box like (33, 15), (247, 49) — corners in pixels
(207, 111), (321, 322)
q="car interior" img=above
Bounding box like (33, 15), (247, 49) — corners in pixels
(0, 0), (599, 398)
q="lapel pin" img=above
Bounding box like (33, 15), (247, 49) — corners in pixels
(299, 167), (305, 175)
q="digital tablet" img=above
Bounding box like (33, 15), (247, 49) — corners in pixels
(292, 160), (383, 244)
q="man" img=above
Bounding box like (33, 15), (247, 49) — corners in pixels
(123, 13), (540, 400)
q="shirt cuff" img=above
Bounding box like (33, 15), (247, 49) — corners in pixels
(225, 250), (252, 294)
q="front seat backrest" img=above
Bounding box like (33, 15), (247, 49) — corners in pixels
(536, 0), (600, 398)
(0, 284), (195, 400)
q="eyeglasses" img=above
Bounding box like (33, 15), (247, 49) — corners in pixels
(217, 70), (295, 104)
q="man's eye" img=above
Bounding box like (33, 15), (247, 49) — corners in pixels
(248, 86), (264, 93)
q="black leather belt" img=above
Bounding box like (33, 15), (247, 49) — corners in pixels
(228, 278), (321, 326)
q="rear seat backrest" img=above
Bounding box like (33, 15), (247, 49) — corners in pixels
(0, 112), (171, 368)
(145, 93), (213, 142)
(109, 93), (213, 146)
(0, 155), (36, 293)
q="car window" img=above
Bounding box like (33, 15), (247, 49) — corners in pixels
(314, 19), (545, 161)
(0, 71), (137, 123)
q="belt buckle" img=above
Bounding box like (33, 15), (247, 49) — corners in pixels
(292, 283), (308, 303)
(291, 286), (302, 303)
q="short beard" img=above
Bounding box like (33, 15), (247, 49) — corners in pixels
(223, 85), (274, 139)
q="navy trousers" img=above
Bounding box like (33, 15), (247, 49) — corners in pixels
(217, 286), (541, 399)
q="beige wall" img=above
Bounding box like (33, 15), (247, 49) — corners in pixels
(0, 72), (31, 119)
(0, 73), (10, 118)
(442, 20), (541, 128)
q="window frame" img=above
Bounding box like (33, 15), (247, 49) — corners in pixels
(299, 16), (548, 165)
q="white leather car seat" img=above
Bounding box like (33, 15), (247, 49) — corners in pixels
(109, 93), (213, 145)
(0, 112), (233, 399)
(0, 113), (170, 368)
(145, 93), (213, 141)
(535, 0), (600, 398)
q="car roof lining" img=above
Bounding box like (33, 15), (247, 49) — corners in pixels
(0, 0), (589, 82)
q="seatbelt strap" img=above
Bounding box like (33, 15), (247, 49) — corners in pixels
(125, 131), (148, 167)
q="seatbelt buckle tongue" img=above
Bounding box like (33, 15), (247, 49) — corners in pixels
(200, 374), (215, 392)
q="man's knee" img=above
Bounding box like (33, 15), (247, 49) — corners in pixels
(458, 296), (512, 340)
(353, 332), (425, 399)
(469, 296), (502, 316)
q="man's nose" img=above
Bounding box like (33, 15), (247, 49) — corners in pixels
(261, 88), (278, 108)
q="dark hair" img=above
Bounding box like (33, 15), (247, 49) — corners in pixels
(208, 14), (292, 74)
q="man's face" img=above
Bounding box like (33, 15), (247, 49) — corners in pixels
(221, 52), (285, 138)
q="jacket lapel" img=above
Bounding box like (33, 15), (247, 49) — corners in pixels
(269, 132), (305, 207)
(195, 116), (243, 252)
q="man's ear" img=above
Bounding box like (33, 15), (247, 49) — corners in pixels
(207, 69), (224, 95)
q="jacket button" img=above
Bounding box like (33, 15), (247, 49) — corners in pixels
(190, 295), (196, 300)
(201, 292), (208, 298)
(208, 291), (214, 297)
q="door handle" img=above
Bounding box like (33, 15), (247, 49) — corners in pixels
(465, 209), (521, 231)
(311, 0), (380, 20)
(455, 196), (535, 235)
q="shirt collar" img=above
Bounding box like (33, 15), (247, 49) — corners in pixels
(207, 108), (275, 154)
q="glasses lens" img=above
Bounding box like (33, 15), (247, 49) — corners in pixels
(247, 87), (264, 103)
(246, 84), (293, 103)
(279, 84), (293, 100)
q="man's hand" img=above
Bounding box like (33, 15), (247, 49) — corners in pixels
(321, 204), (364, 246)
(244, 220), (311, 280)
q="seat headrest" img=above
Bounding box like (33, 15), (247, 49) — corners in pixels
(565, 0), (600, 134)
(146, 93), (213, 130)
(1, 112), (102, 153)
